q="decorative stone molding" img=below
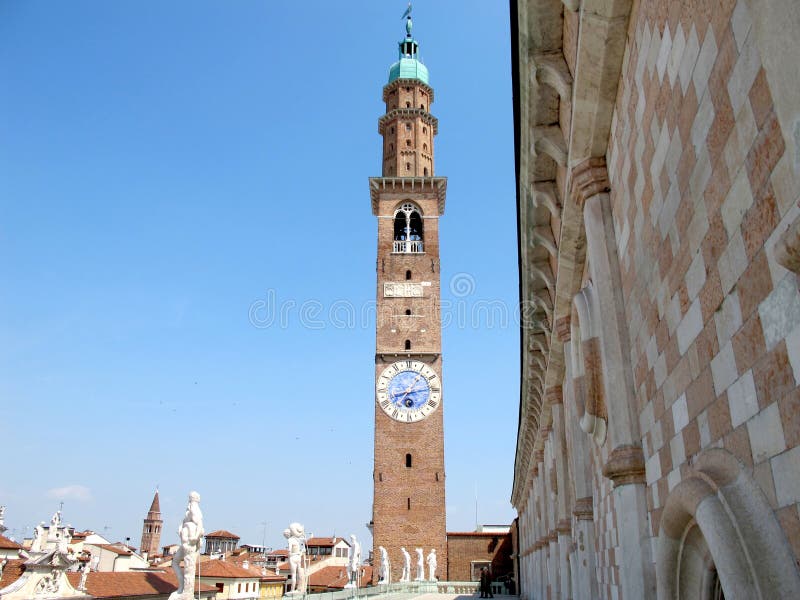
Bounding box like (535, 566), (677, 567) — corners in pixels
(533, 125), (568, 167)
(602, 445), (645, 486)
(570, 157), (610, 208)
(531, 182), (561, 219)
(774, 213), (800, 274)
(555, 315), (571, 342)
(572, 496), (593, 520)
(532, 53), (573, 102)
(529, 226), (558, 258)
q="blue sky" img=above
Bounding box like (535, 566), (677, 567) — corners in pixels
(0, 1), (518, 552)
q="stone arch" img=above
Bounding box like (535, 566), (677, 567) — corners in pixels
(657, 448), (800, 599)
(570, 282), (607, 445)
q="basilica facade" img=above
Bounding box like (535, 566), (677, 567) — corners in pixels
(511, 0), (800, 598)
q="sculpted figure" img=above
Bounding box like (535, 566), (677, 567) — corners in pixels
(31, 524), (45, 552)
(345, 534), (361, 588)
(284, 522), (305, 594)
(169, 491), (204, 600)
(400, 547), (411, 582)
(78, 562), (89, 590)
(378, 546), (390, 583)
(426, 549), (437, 581)
(415, 547), (424, 581)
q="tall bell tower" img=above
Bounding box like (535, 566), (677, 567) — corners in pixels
(370, 11), (447, 581)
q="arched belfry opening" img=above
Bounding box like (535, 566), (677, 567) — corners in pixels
(393, 202), (424, 253)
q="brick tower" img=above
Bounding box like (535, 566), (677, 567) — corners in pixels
(370, 11), (447, 582)
(139, 490), (162, 558)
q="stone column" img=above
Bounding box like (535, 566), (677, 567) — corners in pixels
(572, 157), (655, 598)
(564, 332), (599, 599)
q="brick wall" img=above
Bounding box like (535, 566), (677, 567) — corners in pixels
(446, 532), (514, 582)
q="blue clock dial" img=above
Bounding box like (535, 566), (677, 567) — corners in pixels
(376, 360), (441, 422)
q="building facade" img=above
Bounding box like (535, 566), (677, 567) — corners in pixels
(511, 0), (800, 598)
(370, 11), (448, 582)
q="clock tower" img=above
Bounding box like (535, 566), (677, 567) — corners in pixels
(370, 12), (447, 581)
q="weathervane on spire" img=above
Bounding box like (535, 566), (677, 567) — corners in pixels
(402, 3), (413, 37)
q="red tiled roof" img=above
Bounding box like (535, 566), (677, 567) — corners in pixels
(204, 530), (239, 539)
(447, 531), (510, 537)
(0, 559), (26, 588)
(196, 560), (259, 579)
(306, 537), (346, 547)
(64, 570), (216, 598)
(93, 544), (133, 555)
(268, 549), (288, 557)
(308, 565), (374, 590)
(0, 534), (22, 550)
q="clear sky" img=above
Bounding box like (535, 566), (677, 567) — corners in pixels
(0, 1), (518, 553)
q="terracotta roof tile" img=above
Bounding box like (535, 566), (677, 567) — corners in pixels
(308, 565), (374, 590)
(0, 559), (26, 588)
(0, 535), (22, 550)
(306, 537), (346, 547)
(196, 560), (259, 579)
(64, 570), (216, 598)
(204, 530), (239, 539)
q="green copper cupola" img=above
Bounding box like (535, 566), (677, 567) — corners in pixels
(388, 13), (429, 85)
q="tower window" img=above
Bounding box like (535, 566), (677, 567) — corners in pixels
(406, 453), (412, 468)
(423, 127), (427, 134)
(407, 498), (411, 510)
(389, 143), (394, 152)
(405, 340), (411, 350)
(393, 203), (424, 252)
(405, 309), (411, 316)
(379, 472), (383, 482)
(406, 162), (411, 171)
(391, 126), (395, 134)
(423, 143), (427, 151)
(406, 270), (412, 280)
(406, 139), (412, 147)
(405, 123), (411, 131)
(406, 101), (411, 108)
(420, 104), (424, 109)
(436, 472), (440, 482)
(424, 167), (429, 176)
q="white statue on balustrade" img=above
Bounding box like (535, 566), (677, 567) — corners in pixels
(400, 547), (411, 582)
(426, 549), (437, 581)
(284, 522), (306, 595)
(415, 547), (424, 581)
(378, 546), (390, 584)
(345, 534), (361, 588)
(168, 491), (204, 600)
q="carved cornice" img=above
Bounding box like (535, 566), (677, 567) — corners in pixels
(378, 108), (439, 136)
(382, 78), (435, 104)
(571, 157), (610, 207)
(572, 496), (593, 520)
(369, 176), (447, 216)
(602, 445), (646, 486)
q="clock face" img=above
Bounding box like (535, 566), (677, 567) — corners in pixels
(376, 360), (441, 422)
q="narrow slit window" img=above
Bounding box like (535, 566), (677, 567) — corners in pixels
(405, 309), (411, 316)
(405, 340), (411, 350)
(407, 498), (411, 510)
(406, 270), (412, 280)
(406, 453), (412, 467)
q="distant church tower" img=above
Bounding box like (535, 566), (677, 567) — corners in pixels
(140, 490), (162, 557)
(370, 11), (447, 580)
